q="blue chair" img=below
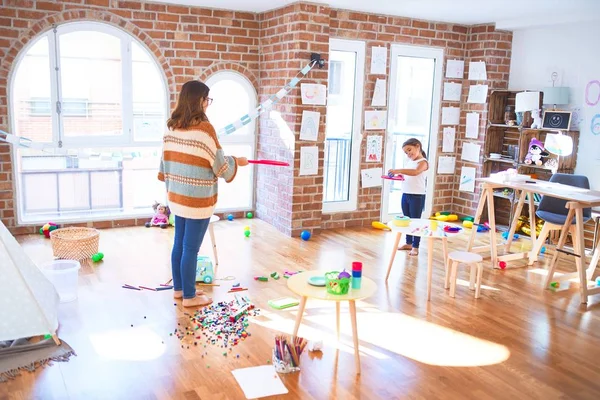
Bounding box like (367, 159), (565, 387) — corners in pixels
(529, 174), (592, 265)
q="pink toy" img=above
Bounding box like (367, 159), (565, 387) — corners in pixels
(145, 202), (171, 229)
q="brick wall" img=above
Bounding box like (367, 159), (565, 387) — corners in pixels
(0, 0), (259, 234)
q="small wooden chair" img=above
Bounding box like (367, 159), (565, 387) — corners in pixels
(446, 251), (483, 299)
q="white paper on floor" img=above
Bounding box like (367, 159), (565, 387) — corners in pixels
(232, 365), (289, 399)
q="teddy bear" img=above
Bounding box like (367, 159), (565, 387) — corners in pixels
(145, 202), (170, 229)
(524, 138), (549, 166)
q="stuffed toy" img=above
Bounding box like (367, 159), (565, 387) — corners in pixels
(524, 138), (548, 166)
(530, 109), (543, 129)
(145, 202), (170, 229)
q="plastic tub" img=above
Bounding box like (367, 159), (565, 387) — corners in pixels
(41, 260), (81, 303)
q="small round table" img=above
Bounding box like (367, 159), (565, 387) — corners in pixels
(385, 218), (461, 301)
(287, 270), (377, 374)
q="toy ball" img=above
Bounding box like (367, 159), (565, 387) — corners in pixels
(244, 230), (251, 238)
(499, 261), (507, 270)
(300, 230), (311, 241)
(244, 226), (250, 231)
(92, 252), (104, 262)
(596, 277), (600, 286)
(338, 270), (351, 279)
(540, 246), (546, 254)
(41, 222), (59, 238)
(246, 212), (253, 219)
(227, 214), (234, 221)
(550, 282), (559, 288)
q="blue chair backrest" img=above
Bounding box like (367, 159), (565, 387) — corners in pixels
(537, 173), (592, 219)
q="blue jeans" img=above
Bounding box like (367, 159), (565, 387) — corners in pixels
(171, 215), (211, 299)
(401, 193), (426, 249)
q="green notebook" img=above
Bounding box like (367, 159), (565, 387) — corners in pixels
(268, 297), (300, 310)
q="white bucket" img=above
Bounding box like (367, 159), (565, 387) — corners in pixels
(41, 260), (81, 303)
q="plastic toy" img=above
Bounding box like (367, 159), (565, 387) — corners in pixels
(540, 246), (546, 254)
(227, 214), (234, 221)
(246, 212), (253, 219)
(300, 230), (311, 241)
(40, 222), (59, 238)
(550, 282), (559, 288)
(443, 226), (461, 233)
(254, 276), (268, 282)
(463, 220), (473, 229)
(270, 272), (280, 280)
(195, 256), (214, 283)
(91, 252), (104, 262)
(499, 261), (507, 270)
(244, 229), (251, 238)
(501, 231), (519, 240)
(338, 270), (351, 279)
(596, 277), (600, 286)
(145, 202), (170, 228)
(371, 221), (391, 231)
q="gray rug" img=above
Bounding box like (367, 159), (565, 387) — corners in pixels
(0, 337), (76, 383)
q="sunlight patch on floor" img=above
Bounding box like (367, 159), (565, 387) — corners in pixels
(455, 278), (500, 291)
(90, 326), (166, 361)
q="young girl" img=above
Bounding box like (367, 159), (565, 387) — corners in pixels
(158, 80), (248, 308)
(388, 138), (428, 256)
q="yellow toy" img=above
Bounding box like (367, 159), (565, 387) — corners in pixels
(434, 215), (449, 221)
(463, 220), (474, 229)
(371, 221), (391, 231)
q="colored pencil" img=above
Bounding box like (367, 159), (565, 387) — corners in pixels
(155, 286), (173, 291)
(227, 288), (248, 293)
(139, 285), (157, 291)
(122, 285), (141, 290)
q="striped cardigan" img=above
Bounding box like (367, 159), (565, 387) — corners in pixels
(158, 121), (238, 219)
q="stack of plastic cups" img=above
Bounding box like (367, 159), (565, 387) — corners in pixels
(351, 262), (362, 289)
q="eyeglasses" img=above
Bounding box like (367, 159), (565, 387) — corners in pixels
(206, 97), (213, 105)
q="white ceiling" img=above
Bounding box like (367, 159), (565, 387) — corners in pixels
(153, 0), (600, 30)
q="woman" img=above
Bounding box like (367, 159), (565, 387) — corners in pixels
(159, 80), (248, 307)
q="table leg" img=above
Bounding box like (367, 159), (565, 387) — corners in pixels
(442, 237), (449, 289)
(527, 191), (537, 245)
(209, 223), (219, 267)
(427, 237), (434, 301)
(575, 208), (589, 304)
(504, 190), (526, 253)
(336, 302), (340, 340)
(486, 188), (498, 268)
(292, 296), (308, 337)
(385, 233), (403, 282)
(544, 208), (575, 288)
(468, 187), (488, 252)
(348, 300), (361, 374)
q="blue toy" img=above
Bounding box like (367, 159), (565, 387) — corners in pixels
(227, 214), (234, 221)
(196, 256), (214, 283)
(501, 231), (519, 240)
(540, 246), (546, 254)
(300, 230), (311, 241)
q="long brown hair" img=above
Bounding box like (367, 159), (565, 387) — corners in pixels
(167, 80), (210, 130)
(402, 138), (427, 158)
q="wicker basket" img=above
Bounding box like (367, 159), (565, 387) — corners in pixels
(50, 227), (99, 260)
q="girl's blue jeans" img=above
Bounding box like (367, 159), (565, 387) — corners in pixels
(401, 193), (426, 248)
(171, 215), (211, 299)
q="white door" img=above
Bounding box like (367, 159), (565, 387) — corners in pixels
(381, 45), (443, 221)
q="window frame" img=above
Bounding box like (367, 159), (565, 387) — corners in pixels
(204, 70), (258, 212)
(322, 38), (366, 213)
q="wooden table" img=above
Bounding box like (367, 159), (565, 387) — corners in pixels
(468, 176), (600, 303)
(384, 218), (461, 300)
(287, 270), (377, 374)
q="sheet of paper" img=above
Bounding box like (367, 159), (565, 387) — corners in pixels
(465, 112), (480, 139)
(299, 146), (318, 175)
(445, 59), (464, 79)
(364, 110), (387, 130)
(443, 82), (462, 102)
(370, 46), (387, 74)
(366, 135), (382, 162)
(300, 83), (327, 105)
(468, 61), (487, 80)
(361, 167), (383, 188)
(371, 78), (387, 106)
(299, 110), (320, 141)
(437, 156), (456, 174)
(442, 127), (455, 153)
(232, 366), (288, 399)
(461, 142), (481, 163)
(459, 166), (476, 192)
(441, 107), (460, 125)
(467, 84), (488, 104)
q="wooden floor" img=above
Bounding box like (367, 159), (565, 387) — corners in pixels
(3, 219), (600, 400)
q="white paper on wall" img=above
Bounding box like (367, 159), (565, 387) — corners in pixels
(299, 146), (319, 175)
(459, 166), (476, 192)
(371, 78), (387, 106)
(364, 111), (387, 130)
(370, 46), (387, 74)
(465, 112), (480, 139)
(461, 142), (481, 163)
(468, 61), (487, 80)
(300, 84), (327, 105)
(366, 135), (382, 162)
(361, 167), (383, 188)
(437, 156), (456, 174)
(445, 59), (465, 79)
(299, 110), (320, 141)
(441, 107), (460, 125)
(443, 82), (462, 102)
(442, 127), (456, 153)
(467, 84), (489, 104)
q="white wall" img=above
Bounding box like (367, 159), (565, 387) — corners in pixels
(509, 22), (600, 190)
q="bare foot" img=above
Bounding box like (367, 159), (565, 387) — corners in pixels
(173, 290), (183, 299)
(398, 244), (412, 251)
(409, 248), (419, 256)
(182, 295), (213, 308)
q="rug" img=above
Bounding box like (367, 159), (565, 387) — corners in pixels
(0, 337), (76, 383)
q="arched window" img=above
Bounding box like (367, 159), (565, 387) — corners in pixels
(10, 22), (168, 224)
(205, 71), (257, 211)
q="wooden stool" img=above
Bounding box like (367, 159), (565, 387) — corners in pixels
(446, 251), (483, 299)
